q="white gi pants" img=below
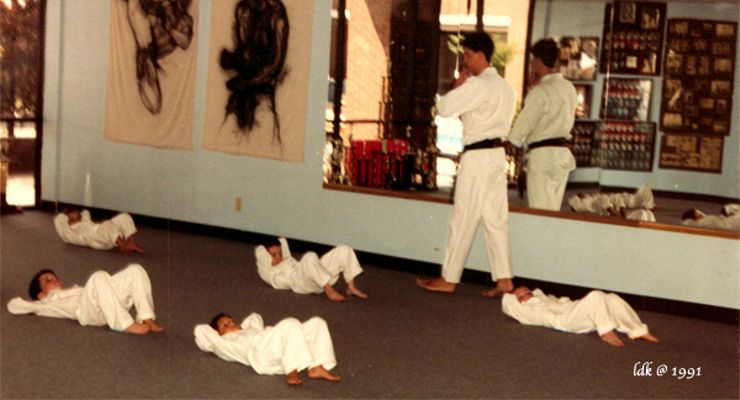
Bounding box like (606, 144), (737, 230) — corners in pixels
(76, 264), (156, 331)
(442, 148), (511, 283)
(249, 317), (337, 374)
(292, 246), (364, 294)
(526, 147), (576, 211)
(99, 213), (138, 244)
(562, 291), (648, 338)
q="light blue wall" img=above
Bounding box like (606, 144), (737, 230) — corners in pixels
(42, 0), (738, 309)
(534, 0), (740, 198)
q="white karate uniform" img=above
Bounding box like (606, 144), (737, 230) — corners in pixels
(683, 213), (740, 232)
(502, 289), (650, 339)
(568, 185), (655, 216)
(625, 209), (656, 222)
(436, 67), (515, 284)
(53, 210), (138, 250)
(509, 73), (578, 211)
(722, 203), (740, 216)
(255, 238), (363, 294)
(194, 314), (337, 375)
(7, 264), (156, 332)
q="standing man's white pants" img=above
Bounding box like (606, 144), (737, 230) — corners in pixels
(526, 147), (575, 211)
(442, 148), (512, 283)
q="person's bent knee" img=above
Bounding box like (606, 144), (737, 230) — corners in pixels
(88, 270), (112, 284)
(277, 317), (302, 330)
(306, 316), (328, 328)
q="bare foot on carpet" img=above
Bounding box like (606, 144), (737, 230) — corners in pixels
(636, 333), (659, 343)
(416, 277), (455, 293)
(285, 370), (302, 385)
(346, 284), (368, 299)
(324, 285), (346, 302)
(482, 278), (514, 298)
(600, 331), (625, 346)
(125, 322), (150, 335)
(144, 319), (164, 333)
(308, 366), (341, 382)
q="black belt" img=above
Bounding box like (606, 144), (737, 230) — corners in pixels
(528, 137), (568, 151)
(463, 138), (504, 153)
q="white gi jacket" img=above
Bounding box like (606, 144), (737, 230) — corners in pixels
(502, 289), (649, 338)
(6, 264), (156, 332)
(683, 213), (740, 232)
(54, 210), (137, 250)
(509, 73), (578, 211)
(568, 185), (655, 217)
(194, 314), (337, 375)
(255, 238), (363, 294)
(435, 67), (515, 284)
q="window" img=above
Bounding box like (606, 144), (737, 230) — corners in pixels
(0, 0), (46, 208)
(324, 0), (530, 196)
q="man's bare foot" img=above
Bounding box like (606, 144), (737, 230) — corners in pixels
(636, 333), (659, 343)
(144, 319), (165, 333)
(416, 277), (455, 293)
(285, 370), (302, 385)
(600, 331), (624, 346)
(308, 366), (341, 382)
(346, 283), (368, 299)
(482, 278), (514, 298)
(324, 285), (346, 302)
(124, 322), (150, 335)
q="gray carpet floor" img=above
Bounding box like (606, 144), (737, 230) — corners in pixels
(1, 210), (738, 399)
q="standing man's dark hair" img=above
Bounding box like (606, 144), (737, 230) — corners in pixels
(530, 38), (560, 68)
(462, 32), (495, 62)
(29, 269), (55, 300)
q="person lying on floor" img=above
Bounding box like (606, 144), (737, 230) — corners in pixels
(6, 264), (163, 335)
(502, 286), (658, 347)
(254, 237), (368, 302)
(54, 207), (144, 252)
(194, 312), (341, 386)
(682, 204), (740, 232)
(568, 184), (656, 221)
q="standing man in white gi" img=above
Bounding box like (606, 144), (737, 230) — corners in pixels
(194, 312), (340, 386)
(54, 207), (144, 253)
(502, 286), (659, 346)
(255, 237), (368, 301)
(6, 263), (163, 334)
(416, 32), (516, 297)
(508, 38), (578, 211)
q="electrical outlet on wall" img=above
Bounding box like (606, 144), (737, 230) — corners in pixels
(235, 196), (242, 211)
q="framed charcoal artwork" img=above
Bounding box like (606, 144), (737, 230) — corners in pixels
(600, 1), (666, 76)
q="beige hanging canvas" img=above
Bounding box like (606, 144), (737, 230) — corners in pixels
(201, 0), (311, 162)
(105, 0), (199, 150)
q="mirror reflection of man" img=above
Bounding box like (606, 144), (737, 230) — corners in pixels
(508, 38), (578, 211)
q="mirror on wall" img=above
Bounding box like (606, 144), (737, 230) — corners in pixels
(323, 0), (740, 234)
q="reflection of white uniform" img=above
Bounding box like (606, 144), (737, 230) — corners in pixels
(683, 213), (740, 232)
(502, 289), (649, 338)
(6, 264), (156, 332)
(54, 210), (137, 250)
(194, 314), (337, 375)
(255, 238), (363, 294)
(568, 185), (655, 217)
(435, 67), (515, 284)
(509, 73), (578, 211)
